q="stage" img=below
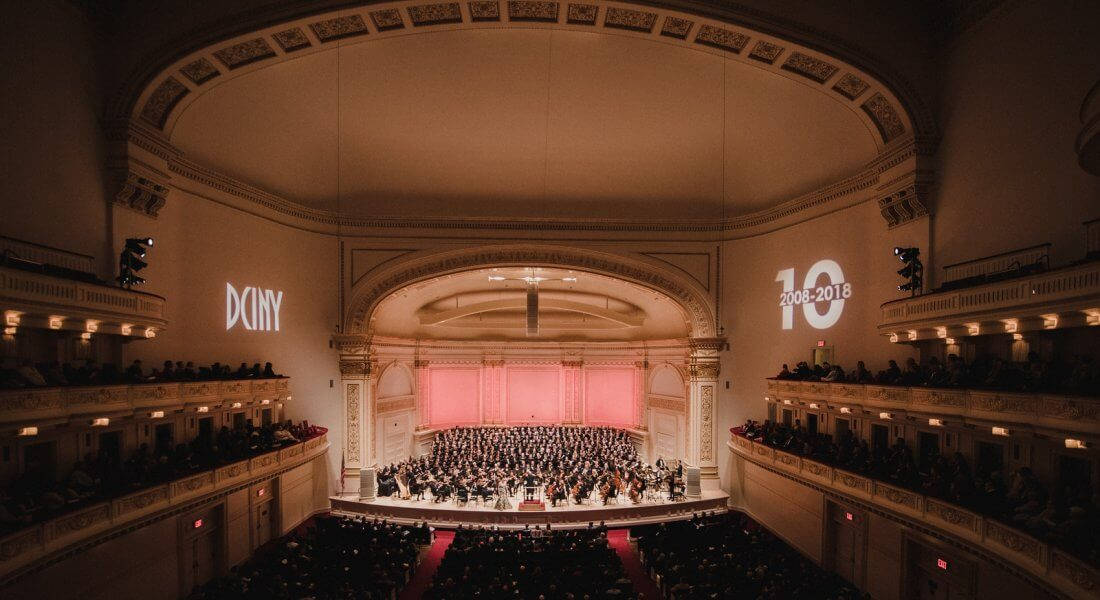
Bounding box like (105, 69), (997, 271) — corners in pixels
(331, 489), (729, 529)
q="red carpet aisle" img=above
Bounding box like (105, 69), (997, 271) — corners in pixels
(399, 529), (454, 599)
(607, 529), (662, 600)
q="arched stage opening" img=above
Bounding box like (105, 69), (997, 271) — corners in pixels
(331, 244), (727, 526)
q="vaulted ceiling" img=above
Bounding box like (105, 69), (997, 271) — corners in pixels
(127, 0), (921, 225)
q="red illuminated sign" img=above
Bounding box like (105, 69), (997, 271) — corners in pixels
(937, 558), (948, 570)
(845, 512), (854, 521)
(193, 519), (203, 529)
(257, 488), (266, 497)
(817, 340), (827, 347)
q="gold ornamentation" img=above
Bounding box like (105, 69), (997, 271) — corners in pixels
(272, 28), (311, 52)
(700, 385), (714, 461)
(1051, 552), (1097, 591)
(408, 3), (463, 26)
(346, 383), (361, 462)
(781, 52), (839, 83)
(180, 58), (219, 85)
(213, 38), (276, 69)
(370, 9), (405, 31)
(139, 76), (188, 128)
(861, 92), (906, 142)
(469, 1), (500, 21)
(695, 25), (749, 53)
(833, 73), (869, 100)
(507, 0), (559, 21)
(648, 396), (686, 413)
(748, 41), (783, 64)
(603, 7), (656, 32)
(310, 15), (369, 42)
(566, 3), (597, 24)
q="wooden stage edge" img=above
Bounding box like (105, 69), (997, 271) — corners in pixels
(330, 490), (729, 529)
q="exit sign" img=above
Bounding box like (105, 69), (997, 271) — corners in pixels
(937, 558), (948, 570)
(193, 519), (204, 529)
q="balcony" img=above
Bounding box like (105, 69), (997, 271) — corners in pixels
(0, 428), (327, 579)
(1, 264), (167, 336)
(766, 379), (1100, 437)
(0, 378), (290, 430)
(878, 259), (1100, 340)
(729, 432), (1099, 600)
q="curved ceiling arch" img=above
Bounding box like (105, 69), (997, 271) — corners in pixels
(114, 0), (931, 233)
(344, 244), (716, 339)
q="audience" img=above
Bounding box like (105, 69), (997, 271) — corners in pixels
(775, 352), (1099, 396)
(192, 515), (428, 600)
(425, 524), (636, 599)
(0, 420), (324, 535)
(635, 512), (861, 600)
(734, 419), (1100, 566)
(0, 358), (283, 389)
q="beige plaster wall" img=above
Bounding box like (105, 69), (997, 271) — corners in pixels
(932, 0), (1100, 275)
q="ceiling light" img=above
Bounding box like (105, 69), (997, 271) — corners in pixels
(562, 277), (577, 282)
(487, 275), (505, 281)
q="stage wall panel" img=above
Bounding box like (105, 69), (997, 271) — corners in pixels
(429, 368), (481, 426)
(584, 368), (635, 426)
(505, 367), (561, 423)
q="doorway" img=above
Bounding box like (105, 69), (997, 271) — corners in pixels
(825, 501), (863, 586)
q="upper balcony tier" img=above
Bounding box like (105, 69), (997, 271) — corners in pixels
(878, 259), (1100, 341)
(0, 378), (290, 431)
(1, 264), (166, 337)
(766, 378), (1100, 438)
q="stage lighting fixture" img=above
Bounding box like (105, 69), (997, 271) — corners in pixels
(118, 236), (153, 289)
(894, 246), (923, 296)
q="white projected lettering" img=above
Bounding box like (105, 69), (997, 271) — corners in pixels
(226, 283), (283, 331)
(775, 260), (851, 330)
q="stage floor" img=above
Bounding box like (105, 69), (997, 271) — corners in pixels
(331, 489), (729, 529)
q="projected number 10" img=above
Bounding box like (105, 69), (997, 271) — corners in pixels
(775, 260), (851, 330)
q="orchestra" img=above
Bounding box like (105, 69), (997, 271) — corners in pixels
(375, 426), (686, 508)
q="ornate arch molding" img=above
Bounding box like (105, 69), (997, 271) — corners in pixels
(342, 245), (717, 338)
(105, 0), (936, 227)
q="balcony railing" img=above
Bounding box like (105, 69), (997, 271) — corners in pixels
(729, 432), (1099, 600)
(878, 259), (1100, 336)
(766, 379), (1100, 436)
(1, 265), (167, 333)
(0, 429), (327, 579)
(0, 378), (290, 428)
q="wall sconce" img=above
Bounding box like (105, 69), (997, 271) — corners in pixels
(144, 328), (156, 338)
(1042, 315), (1058, 329)
(992, 426), (1009, 436)
(120, 324), (132, 335)
(231, 402), (242, 409)
(1012, 333), (1024, 341)
(286, 396), (292, 401)
(80, 332), (92, 341)
(907, 330), (918, 341)
(936, 326), (947, 338)
(85, 320), (98, 333)
(196, 406), (209, 413)
(4, 311), (21, 327)
(48, 316), (63, 329)
(966, 323), (980, 335)
(809, 403), (819, 409)
(782, 399), (792, 405)
(261, 399), (271, 405)
(840, 407), (851, 414)
(928, 418), (943, 427)
(1065, 439), (1087, 449)
(879, 412), (892, 420)
(1003, 319), (1018, 333)
(889, 333), (899, 343)
(17, 427), (38, 436)
(149, 411), (165, 419)
(91, 418), (109, 427)
(2, 327), (15, 336)
(945, 337), (956, 345)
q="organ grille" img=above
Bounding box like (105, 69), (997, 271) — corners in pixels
(526, 282), (539, 336)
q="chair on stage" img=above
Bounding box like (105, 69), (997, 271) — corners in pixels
(455, 488), (469, 506)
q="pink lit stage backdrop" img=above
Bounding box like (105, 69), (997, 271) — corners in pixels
(421, 364), (641, 429)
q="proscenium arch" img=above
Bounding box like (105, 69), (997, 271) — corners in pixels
(343, 245), (717, 338)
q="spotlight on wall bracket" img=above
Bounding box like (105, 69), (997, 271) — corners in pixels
(118, 236), (154, 289)
(894, 247), (923, 296)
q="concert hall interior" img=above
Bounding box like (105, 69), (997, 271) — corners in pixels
(1, 0), (1098, 598)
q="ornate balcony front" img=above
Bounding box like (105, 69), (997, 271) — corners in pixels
(878, 260), (1100, 341)
(1, 265), (167, 337)
(766, 379), (1100, 437)
(0, 378), (290, 430)
(729, 432), (1099, 600)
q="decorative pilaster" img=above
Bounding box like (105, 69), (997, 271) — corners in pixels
(415, 360), (430, 429)
(562, 360), (583, 423)
(337, 343), (372, 497)
(633, 360), (647, 430)
(689, 338), (723, 481)
(483, 359), (504, 423)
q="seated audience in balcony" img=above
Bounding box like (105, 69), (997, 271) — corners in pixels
(773, 353), (1099, 396)
(193, 515), (425, 600)
(0, 358), (283, 389)
(734, 419), (1100, 567)
(635, 512), (860, 600)
(0, 420), (324, 535)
